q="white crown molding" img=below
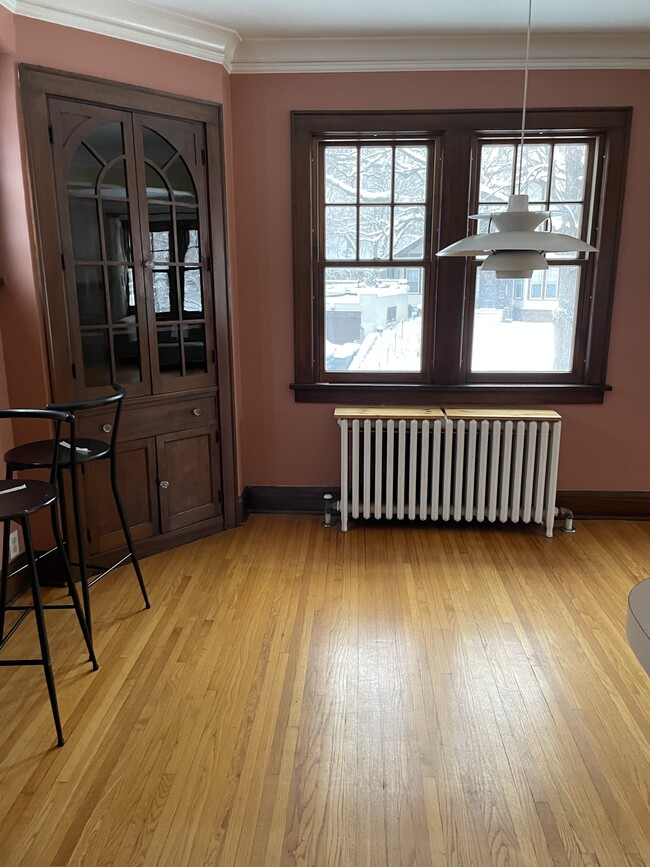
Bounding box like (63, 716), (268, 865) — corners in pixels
(232, 32), (650, 73)
(3, 1), (650, 73)
(11, 0), (241, 70)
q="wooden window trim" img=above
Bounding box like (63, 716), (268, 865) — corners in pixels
(291, 108), (631, 406)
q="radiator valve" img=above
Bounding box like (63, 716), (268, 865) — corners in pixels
(322, 493), (334, 528)
(557, 506), (576, 533)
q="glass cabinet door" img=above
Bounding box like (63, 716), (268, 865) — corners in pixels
(49, 101), (217, 399)
(49, 101), (152, 397)
(134, 116), (216, 394)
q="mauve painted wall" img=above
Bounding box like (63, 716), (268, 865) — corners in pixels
(230, 70), (650, 491)
(0, 45), (50, 412)
(0, 7), (648, 496)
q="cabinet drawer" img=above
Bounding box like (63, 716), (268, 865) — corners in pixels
(78, 396), (218, 440)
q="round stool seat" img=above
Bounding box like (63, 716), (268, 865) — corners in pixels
(5, 438), (110, 470)
(0, 479), (57, 517)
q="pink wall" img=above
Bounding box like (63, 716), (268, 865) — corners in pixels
(12, 18), (230, 100)
(0, 10), (22, 459)
(0, 5), (648, 496)
(0, 44), (50, 415)
(0, 11), (21, 549)
(230, 70), (650, 491)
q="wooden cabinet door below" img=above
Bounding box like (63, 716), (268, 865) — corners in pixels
(84, 437), (158, 556)
(156, 425), (222, 533)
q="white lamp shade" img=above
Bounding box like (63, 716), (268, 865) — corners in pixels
(436, 194), (598, 261)
(437, 229), (596, 257)
(481, 250), (548, 279)
(470, 195), (551, 232)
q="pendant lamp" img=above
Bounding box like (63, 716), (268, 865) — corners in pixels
(436, 0), (597, 279)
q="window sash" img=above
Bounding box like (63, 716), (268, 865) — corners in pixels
(464, 259), (590, 382)
(463, 134), (600, 382)
(314, 138), (438, 383)
(291, 108), (630, 404)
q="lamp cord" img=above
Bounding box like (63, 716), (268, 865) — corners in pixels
(517, 0), (533, 194)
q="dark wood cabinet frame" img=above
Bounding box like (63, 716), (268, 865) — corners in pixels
(19, 65), (238, 537)
(291, 108), (631, 406)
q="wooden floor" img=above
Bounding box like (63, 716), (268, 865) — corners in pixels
(0, 515), (649, 866)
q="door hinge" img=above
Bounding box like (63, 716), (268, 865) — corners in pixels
(61, 253), (66, 271)
(207, 256), (213, 272)
(201, 148), (206, 165)
(211, 348), (216, 365)
(71, 362), (77, 380)
(215, 429), (220, 444)
(48, 124), (53, 144)
(86, 528), (92, 544)
(217, 489), (222, 503)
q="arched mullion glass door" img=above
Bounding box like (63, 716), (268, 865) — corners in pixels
(49, 100), (152, 398)
(133, 116), (216, 394)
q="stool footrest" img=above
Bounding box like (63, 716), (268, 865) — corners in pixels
(3, 543), (63, 580)
(1, 601), (79, 650)
(0, 658), (45, 666)
(6, 603), (77, 611)
(0, 609), (31, 647)
(87, 554), (133, 588)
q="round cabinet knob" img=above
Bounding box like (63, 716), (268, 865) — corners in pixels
(143, 259), (155, 270)
(192, 407), (202, 416)
(159, 480), (170, 489)
(102, 423), (112, 433)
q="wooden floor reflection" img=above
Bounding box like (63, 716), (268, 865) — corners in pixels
(1, 514), (649, 866)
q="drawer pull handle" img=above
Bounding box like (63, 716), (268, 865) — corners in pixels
(159, 480), (170, 489)
(102, 423), (112, 433)
(192, 407), (202, 417)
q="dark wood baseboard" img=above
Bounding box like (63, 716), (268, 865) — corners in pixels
(243, 486), (338, 515)
(557, 491), (650, 519)
(243, 485), (650, 520)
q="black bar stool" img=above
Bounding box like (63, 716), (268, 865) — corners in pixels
(4, 384), (150, 639)
(0, 408), (98, 747)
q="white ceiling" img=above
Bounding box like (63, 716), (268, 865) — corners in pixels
(145, 0), (650, 40)
(4, 0), (650, 71)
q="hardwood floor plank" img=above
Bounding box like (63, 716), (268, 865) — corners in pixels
(0, 516), (649, 866)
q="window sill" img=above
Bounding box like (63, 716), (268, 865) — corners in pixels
(290, 382), (611, 406)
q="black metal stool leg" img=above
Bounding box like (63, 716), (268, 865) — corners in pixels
(55, 467), (71, 598)
(57, 466), (70, 559)
(110, 467), (150, 609)
(0, 518), (11, 642)
(51, 471), (71, 600)
(68, 456), (93, 637)
(50, 504), (99, 671)
(22, 517), (64, 748)
(2, 463), (14, 640)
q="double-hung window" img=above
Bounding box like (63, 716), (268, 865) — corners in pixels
(320, 141), (436, 379)
(291, 109), (630, 405)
